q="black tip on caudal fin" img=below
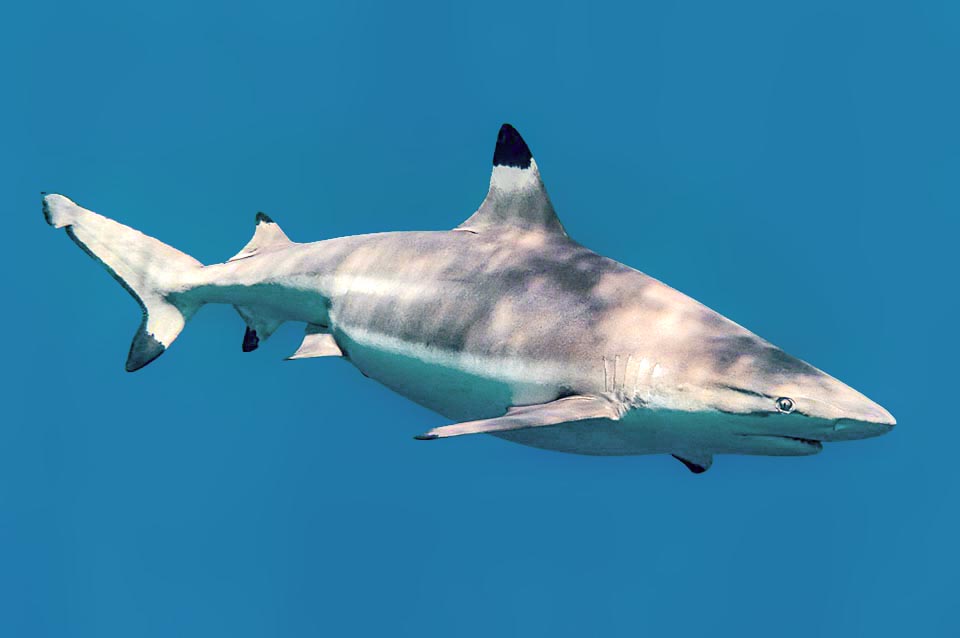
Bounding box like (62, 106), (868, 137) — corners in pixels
(42, 194), (203, 373)
(492, 123), (532, 169)
(127, 329), (166, 372)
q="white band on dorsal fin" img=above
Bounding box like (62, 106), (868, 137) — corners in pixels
(491, 159), (546, 196)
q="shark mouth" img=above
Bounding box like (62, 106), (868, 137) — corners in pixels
(736, 434), (824, 456)
(782, 436), (822, 450)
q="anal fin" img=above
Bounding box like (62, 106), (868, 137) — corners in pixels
(415, 395), (621, 440)
(242, 326), (260, 352)
(235, 305), (283, 352)
(286, 325), (343, 360)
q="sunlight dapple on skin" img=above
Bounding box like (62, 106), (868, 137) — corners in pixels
(42, 124), (895, 473)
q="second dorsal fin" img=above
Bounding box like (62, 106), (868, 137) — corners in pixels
(229, 212), (292, 262)
(456, 124), (566, 235)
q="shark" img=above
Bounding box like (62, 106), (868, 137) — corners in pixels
(42, 124), (895, 472)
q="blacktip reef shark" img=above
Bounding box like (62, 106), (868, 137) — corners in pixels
(42, 124), (895, 473)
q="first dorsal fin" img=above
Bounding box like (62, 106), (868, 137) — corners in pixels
(456, 124), (566, 235)
(228, 212), (292, 262)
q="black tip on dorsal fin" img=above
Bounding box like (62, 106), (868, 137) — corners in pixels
(255, 211), (274, 225)
(492, 123), (532, 169)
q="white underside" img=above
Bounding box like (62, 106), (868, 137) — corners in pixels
(332, 321), (821, 458)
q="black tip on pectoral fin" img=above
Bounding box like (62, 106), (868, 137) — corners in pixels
(672, 454), (710, 474)
(493, 123), (532, 169)
(242, 327), (260, 352)
(414, 434), (439, 441)
(255, 212), (274, 225)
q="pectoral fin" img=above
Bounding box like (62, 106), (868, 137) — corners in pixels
(286, 325), (343, 360)
(415, 395), (621, 440)
(672, 452), (713, 474)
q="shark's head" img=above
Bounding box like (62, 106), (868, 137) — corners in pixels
(596, 268), (896, 455)
(690, 331), (896, 453)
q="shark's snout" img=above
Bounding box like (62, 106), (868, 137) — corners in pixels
(763, 352), (895, 428)
(814, 377), (896, 427)
(802, 386), (895, 442)
(838, 388), (896, 435)
(855, 402), (896, 427)
(726, 342), (897, 444)
(829, 417), (894, 442)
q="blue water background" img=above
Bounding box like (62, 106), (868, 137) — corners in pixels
(2, 1), (958, 636)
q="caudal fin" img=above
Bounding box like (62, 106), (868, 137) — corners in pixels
(43, 194), (204, 371)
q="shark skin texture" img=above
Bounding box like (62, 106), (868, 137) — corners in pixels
(41, 124), (896, 473)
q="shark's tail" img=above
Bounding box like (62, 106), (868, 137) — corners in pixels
(42, 194), (204, 371)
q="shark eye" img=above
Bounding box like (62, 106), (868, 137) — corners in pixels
(776, 397), (795, 414)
